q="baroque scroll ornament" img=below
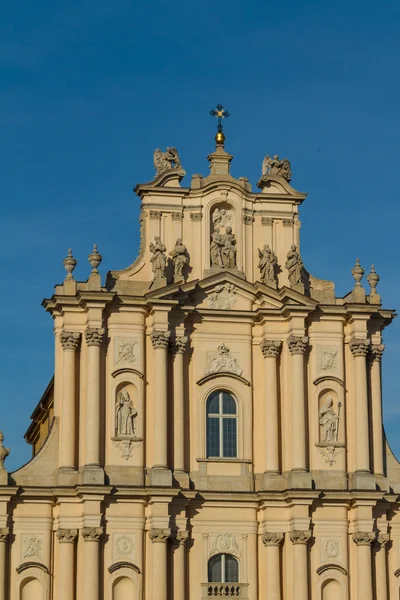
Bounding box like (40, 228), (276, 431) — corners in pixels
(209, 533), (241, 558)
(208, 283), (237, 309)
(204, 344), (242, 376)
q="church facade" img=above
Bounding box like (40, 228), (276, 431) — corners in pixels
(1, 128), (400, 600)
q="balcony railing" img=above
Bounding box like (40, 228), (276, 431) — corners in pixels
(201, 583), (248, 598)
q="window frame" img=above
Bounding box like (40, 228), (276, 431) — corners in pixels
(208, 553), (240, 583)
(206, 390), (238, 458)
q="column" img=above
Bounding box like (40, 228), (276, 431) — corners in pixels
(262, 533), (284, 600)
(173, 336), (188, 473)
(150, 330), (171, 469)
(57, 529), (78, 600)
(0, 528), (9, 600)
(352, 532), (374, 600)
(260, 340), (282, 474)
(84, 328), (105, 469)
(82, 527), (103, 600)
(173, 530), (188, 600)
(59, 332), (81, 471)
(369, 344), (385, 476)
(287, 336), (309, 471)
(349, 339), (371, 472)
(149, 528), (170, 600)
(374, 533), (389, 600)
(289, 531), (311, 600)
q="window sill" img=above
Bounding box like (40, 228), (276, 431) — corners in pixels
(197, 458), (252, 464)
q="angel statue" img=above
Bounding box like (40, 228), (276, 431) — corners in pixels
(258, 244), (278, 288)
(262, 154), (292, 182)
(153, 147), (182, 176)
(169, 238), (188, 282)
(149, 236), (167, 283)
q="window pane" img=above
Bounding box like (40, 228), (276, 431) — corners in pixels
(207, 416), (220, 457)
(222, 392), (237, 415)
(222, 418), (237, 457)
(207, 392), (220, 415)
(208, 555), (222, 582)
(225, 555), (239, 582)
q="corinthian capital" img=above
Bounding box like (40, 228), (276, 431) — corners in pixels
(149, 528), (171, 543)
(260, 339), (282, 358)
(60, 331), (81, 351)
(349, 338), (370, 357)
(175, 530), (189, 546)
(289, 530), (311, 545)
(85, 328), (105, 347)
(287, 335), (309, 355)
(0, 527), (9, 542)
(376, 533), (390, 548)
(370, 344), (385, 362)
(352, 532), (375, 546)
(173, 335), (189, 355)
(57, 528), (78, 543)
(262, 532), (284, 547)
(151, 330), (171, 349)
(82, 527), (103, 542)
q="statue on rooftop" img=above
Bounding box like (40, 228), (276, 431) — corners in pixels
(262, 154), (292, 182)
(170, 238), (188, 282)
(258, 244), (278, 288)
(154, 147), (182, 176)
(285, 244), (303, 288)
(149, 236), (167, 285)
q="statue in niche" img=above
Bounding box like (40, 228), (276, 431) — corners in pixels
(262, 154), (292, 182)
(150, 237), (167, 281)
(154, 147), (182, 176)
(169, 238), (188, 282)
(221, 227), (237, 268)
(319, 397), (340, 443)
(212, 208), (233, 230)
(116, 389), (137, 437)
(258, 244), (278, 287)
(285, 244), (303, 287)
(210, 228), (224, 267)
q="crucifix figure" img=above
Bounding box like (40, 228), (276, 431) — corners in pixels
(210, 103), (230, 144)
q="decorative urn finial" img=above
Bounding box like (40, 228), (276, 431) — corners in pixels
(0, 431), (10, 469)
(88, 244), (102, 273)
(367, 264), (380, 294)
(351, 258), (364, 287)
(63, 248), (77, 280)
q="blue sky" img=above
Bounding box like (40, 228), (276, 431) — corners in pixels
(1, 0), (400, 469)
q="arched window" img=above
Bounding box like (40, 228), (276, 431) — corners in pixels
(208, 554), (239, 583)
(206, 391), (237, 458)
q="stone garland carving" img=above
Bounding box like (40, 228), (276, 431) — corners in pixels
(116, 339), (137, 364)
(204, 344), (243, 376)
(352, 532), (375, 546)
(85, 327), (105, 347)
(154, 147), (182, 176)
(209, 533), (241, 558)
(210, 227), (237, 269)
(114, 534), (135, 559)
(82, 527), (103, 542)
(22, 535), (43, 559)
(287, 335), (309, 355)
(260, 339), (282, 358)
(262, 154), (292, 181)
(370, 344), (385, 362)
(60, 331), (81, 351)
(149, 528), (171, 543)
(317, 346), (338, 372)
(349, 338), (370, 357)
(289, 530), (312, 545)
(172, 335), (189, 355)
(285, 244), (303, 288)
(57, 529), (78, 543)
(151, 330), (171, 349)
(208, 283), (237, 310)
(258, 245), (278, 288)
(0, 528), (9, 542)
(262, 532), (284, 547)
(169, 239), (188, 283)
(149, 237), (167, 288)
(0, 431), (10, 469)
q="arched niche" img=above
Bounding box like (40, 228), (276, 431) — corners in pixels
(317, 389), (343, 445)
(321, 578), (342, 600)
(108, 566), (141, 600)
(313, 377), (346, 468)
(16, 566), (49, 600)
(112, 576), (135, 600)
(206, 198), (240, 271)
(317, 566), (347, 600)
(109, 371), (144, 465)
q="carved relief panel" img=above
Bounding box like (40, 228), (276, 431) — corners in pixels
(113, 533), (136, 561)
(113, 336), (143, 373)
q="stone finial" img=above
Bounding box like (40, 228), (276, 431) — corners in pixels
(262, 532), (284, 547)
(367, 264), (380, 304)
(63, 248), (77, 281)
(88, 244), (102, 274)
(0, 431), (10, 470)
(351, 258), (364, 287)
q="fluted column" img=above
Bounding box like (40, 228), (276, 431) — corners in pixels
(149, 528), (170, 600)
(82, 527), (103, 600)
(151, 331), (171, 469)
(173, 530), (188, 600)
(84, 328), (105, 468)
(260, 341), (282, 474)
(374, 533), (389, 600)
(350, 339), (371, 473)
(60, 332), (81, 471)
(0, 528), (9, 600)
(57, 529), (78, 600)
(289, 531), (311, 600)
(173, 336), (188, 473)
(353, 532), (374, 600)
(262, 533), (284, 600)
(369, 344), (385, 476)
(287, 336), (309, 471)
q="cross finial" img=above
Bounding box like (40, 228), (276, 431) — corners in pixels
(210, 104), (230, 145)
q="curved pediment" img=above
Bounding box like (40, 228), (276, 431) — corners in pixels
(197, 371), (251, 387)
